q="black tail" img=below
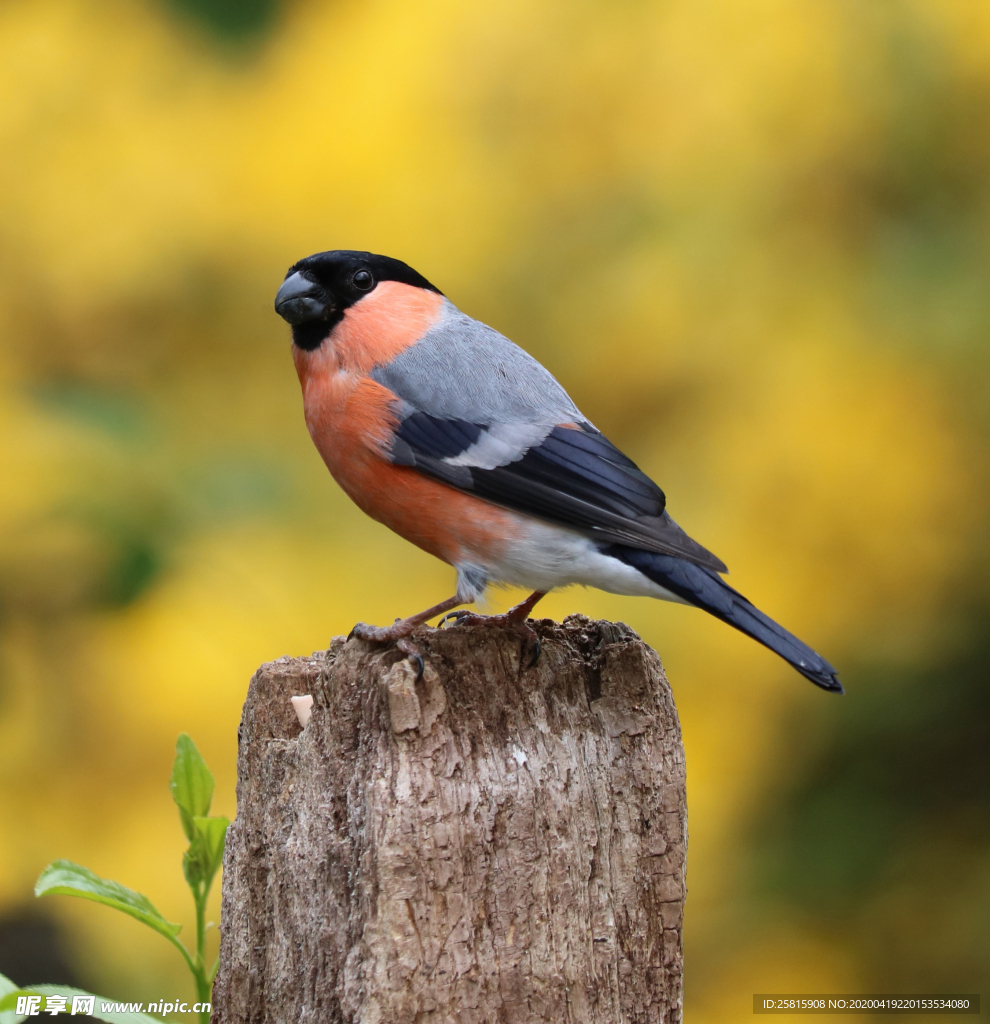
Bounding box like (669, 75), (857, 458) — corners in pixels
(603, 544), (843, 693)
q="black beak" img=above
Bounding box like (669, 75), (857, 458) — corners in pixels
(274, 272), (330, 325)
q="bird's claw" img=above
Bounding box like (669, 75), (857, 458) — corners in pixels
(439, 609), (474, 627)
(348, 624), (425, 680)
(396, 639), (424, 681)
(436, 609), (541, 669)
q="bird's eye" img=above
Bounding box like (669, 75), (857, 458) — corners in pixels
(352, 270), (374, 291)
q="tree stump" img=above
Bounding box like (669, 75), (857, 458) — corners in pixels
(212, 614), (686, 1024)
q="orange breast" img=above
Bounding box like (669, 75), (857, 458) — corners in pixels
(292, 286), (519, 567)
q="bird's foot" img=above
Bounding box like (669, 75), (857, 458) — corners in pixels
(348, 595), (466, 681)
(439, 605), (542, 669)
(348, 622), (425, 680)
(349, 620), (416, 643)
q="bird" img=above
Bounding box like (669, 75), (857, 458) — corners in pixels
(274, 249), (842, 693)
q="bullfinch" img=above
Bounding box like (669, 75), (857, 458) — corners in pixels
(275, 250), (841, 692)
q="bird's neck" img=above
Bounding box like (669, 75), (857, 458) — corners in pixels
(293, 281), (445, 391)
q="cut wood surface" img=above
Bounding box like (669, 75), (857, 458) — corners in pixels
(212, 614), (687, 1024)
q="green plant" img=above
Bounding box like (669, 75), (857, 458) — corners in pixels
(0, 972), (161, 1023)
(16, 735), (228, 1024)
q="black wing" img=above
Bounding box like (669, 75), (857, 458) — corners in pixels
(389, 412), (727, 573)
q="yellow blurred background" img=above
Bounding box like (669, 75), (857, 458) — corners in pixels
(0, 0), (987, 1018)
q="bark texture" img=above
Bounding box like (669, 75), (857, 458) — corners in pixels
(212, 614), (686, 1024)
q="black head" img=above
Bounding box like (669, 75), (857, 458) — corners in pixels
(274, 250), (443, 351)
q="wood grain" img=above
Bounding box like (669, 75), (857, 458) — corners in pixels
(212, 614), (686, 1023)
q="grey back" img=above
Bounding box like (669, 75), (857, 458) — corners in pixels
(370, 302), (583, 427)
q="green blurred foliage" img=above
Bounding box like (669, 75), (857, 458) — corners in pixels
(0, 0), (986, 1018)
(747, 603), (990, 992)
(159, 0), (282, 42)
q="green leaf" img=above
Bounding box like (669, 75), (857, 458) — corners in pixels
(182, 816), (229, 893)
(35, 860), (181, 942)
(0, 985), (163, 1022)
(169, 734), (214, 842)
(181, 846), (204, 891)
(194, 816), (229, 884)
(0, 971), (24, 1024)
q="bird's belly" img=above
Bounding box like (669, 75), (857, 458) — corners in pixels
(303, 370), (520, 567)
(331, 454), (521, 568)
